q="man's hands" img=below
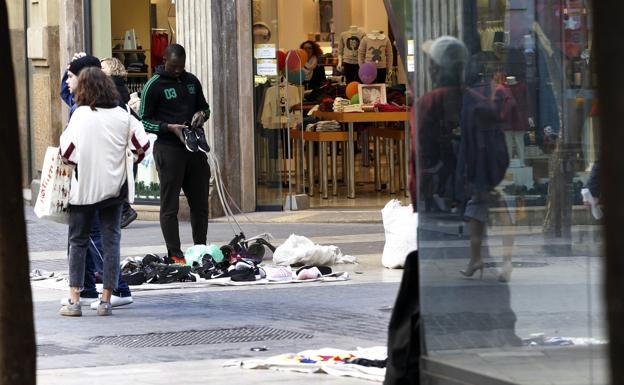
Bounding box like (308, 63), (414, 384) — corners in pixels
(167, 110), (208, 145)
(166, 124), (187, 143)
(190, 111), (207, 128)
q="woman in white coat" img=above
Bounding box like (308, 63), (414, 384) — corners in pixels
(58, 67), (151, 317)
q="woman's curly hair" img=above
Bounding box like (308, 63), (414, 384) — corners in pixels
(300, 40), (323, 58)
(101, 57), (128, 77)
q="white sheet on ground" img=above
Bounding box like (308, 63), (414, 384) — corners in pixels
(224, 346), (386, 383)
(272, 234), (357, 266)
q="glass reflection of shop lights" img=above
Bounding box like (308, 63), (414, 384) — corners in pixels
(284, 50), (304, 210)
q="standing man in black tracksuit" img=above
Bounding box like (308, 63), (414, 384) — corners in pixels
(140, 44), (211, 264)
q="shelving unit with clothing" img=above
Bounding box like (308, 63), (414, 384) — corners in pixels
(106, 0), (177, 203)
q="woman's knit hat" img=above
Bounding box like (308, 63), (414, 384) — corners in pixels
(68, 55), (101, 75)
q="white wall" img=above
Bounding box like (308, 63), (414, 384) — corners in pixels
(278, 1), (301, 50)
(302, 0), (319, 39)
(91, 0), (112, 59)
(273, 0), (388, 51)
(361, 0), (387, 33)
(332, 0), (352, 37)
(334, 0), (387, 35)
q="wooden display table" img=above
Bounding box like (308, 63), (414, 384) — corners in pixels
(290, 130), (350, 198)
(311, 111), (409, 198)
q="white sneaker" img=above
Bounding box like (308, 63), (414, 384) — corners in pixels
(581, 188), (603, 220)
(433, 194), (447, 211)
(262, 266), (293, 282)
(90, 295), (133, 310)
(60, 297), (98, 307)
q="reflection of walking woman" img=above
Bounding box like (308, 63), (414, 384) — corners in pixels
(458, 52), (514, 282)
(59, 68), (150, 316)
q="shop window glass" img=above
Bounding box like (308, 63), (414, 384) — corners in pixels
(390, 0), (605, 383)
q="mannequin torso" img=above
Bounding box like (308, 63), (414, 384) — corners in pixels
(358, 30), (394, 69)
(338, 25), (365, 66)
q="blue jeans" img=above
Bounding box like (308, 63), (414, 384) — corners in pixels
(80, 211), (131, 297)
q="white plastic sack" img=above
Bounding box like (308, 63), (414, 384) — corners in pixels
(273, 234), (357, 266)
(34, 146), (74, 224)
(381, 199), (418, 268)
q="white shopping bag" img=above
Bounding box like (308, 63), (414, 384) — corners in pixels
(34, 147), (74, 224)
(381, 199), (418, 269)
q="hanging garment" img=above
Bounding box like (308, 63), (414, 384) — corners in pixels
(151, 32), (168, 71)
(259, 83), (302, 128)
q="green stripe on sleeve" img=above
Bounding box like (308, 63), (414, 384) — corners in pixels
(139, 74), (160, 119)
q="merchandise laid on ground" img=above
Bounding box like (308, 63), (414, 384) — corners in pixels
(225, 346), (387, 382)
(30, 233), (358, 291)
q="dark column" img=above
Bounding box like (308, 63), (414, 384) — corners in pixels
(0, 0), (36, 383)
(593, 1), (624, 383)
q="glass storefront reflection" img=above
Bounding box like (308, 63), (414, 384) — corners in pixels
(392, 0), (605, 384)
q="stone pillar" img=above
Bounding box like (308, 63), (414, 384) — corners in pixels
(207, 0), (242, 216)
(235, 0), (256, 213)
(7, 0), (30, 186)
(177, 0), (256, 216)
(27, 0), (63, 180)
(59, 0), (85, 65)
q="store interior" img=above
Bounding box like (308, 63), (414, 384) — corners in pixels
(250, 0), (596, 212)
(252, 0), (411, 211)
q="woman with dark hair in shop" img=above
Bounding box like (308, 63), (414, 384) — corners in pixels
(58, 68), (150, 317)
(300, 40), (327, 90)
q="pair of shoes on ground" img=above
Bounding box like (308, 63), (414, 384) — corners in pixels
(60, 293), (133, 309)
(59, 300), (114, 317)
(295, 265), (332, 280)
(260, 265), (293, 282)
(183, 126), (210, 153)
(121, 207), (138, 228)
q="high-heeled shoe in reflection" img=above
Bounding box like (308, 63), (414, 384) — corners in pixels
(460, 261), (484, 279)
(498, 261), (513, 282)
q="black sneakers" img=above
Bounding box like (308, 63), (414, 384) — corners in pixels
(154, 264), (192, 284)
(183, 126), (199, 152)
(121, 207), (138, 228)
(195, 126), (210, 153)
(183, 125), (210, 153)
(192, 254), (217, 280)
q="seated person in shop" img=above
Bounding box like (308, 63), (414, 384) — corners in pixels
(300, 40), (327, 91)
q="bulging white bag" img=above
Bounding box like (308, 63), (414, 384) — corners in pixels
(34, 147), (74, 224)
(381, 199), (418, 268)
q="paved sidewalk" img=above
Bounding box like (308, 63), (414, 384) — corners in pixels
(27, 205), (608, 385)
